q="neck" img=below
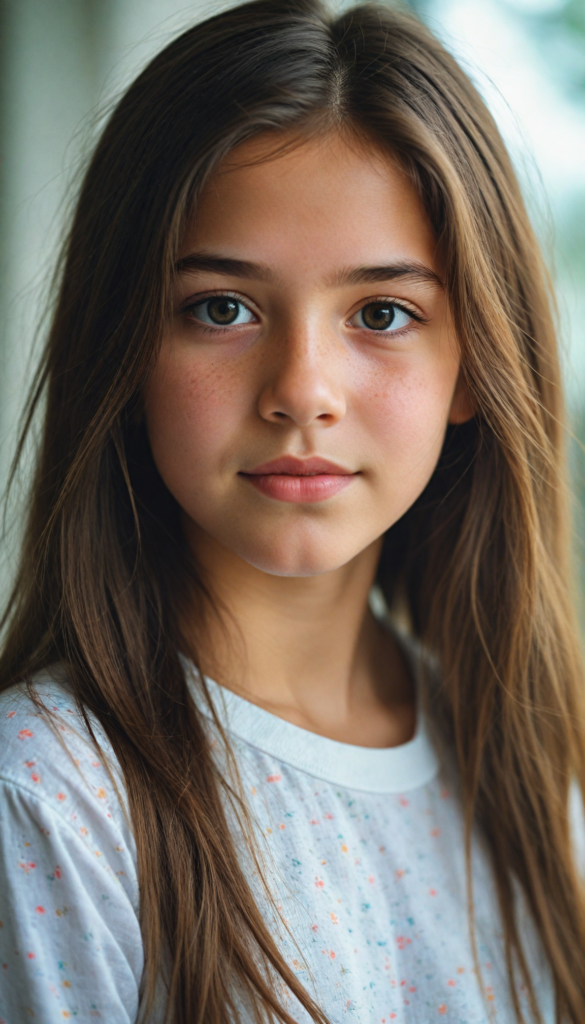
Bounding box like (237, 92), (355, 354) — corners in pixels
(183, 521), (415, 748)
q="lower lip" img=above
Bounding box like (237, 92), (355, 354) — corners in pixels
(241, 473), (356, 503)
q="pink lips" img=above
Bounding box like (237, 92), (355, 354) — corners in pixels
(239, 456), (358, 503)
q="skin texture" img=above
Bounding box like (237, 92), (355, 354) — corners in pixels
(144, 132), (472, 747)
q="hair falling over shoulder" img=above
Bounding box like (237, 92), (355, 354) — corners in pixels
(1, 1), (584, 1020)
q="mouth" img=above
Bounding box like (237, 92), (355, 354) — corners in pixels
(239, 455), (359, 503)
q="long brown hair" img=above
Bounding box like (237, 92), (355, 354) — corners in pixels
(1, 1), (584, 1020)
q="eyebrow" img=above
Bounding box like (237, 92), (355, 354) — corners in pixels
(175, 251), (443, 289)
(176, 252), (277, 282)
(332, 261), (443, 289)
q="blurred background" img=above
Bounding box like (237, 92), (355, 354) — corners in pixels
(0, 0), (584, 598)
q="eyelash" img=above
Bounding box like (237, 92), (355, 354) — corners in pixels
(181, 291), (258, 335)
(180, 290), (428, 336)
(350, 296), (427, 331)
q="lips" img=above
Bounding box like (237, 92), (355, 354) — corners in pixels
(239, 455), (358, 503)
(244, 455), (353, 477)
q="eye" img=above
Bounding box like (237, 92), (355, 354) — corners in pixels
(350, 301), (414, 333)
(186, 295), (256, 327)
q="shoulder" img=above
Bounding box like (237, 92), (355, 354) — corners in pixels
(0, 670), (137, 896)
(0, 673), (144, 1021)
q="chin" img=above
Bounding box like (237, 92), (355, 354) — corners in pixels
(230, 531), (359, 578)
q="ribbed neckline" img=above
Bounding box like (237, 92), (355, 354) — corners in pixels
(181, 604), (439, 795)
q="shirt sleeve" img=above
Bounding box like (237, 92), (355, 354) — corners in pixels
(0, 780), (143, 1024)
(0, 683), (144, 1024)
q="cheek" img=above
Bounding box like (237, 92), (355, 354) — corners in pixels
(144, 350), (248, 480)
(364, 360), (454, 440)
(357, 355), (457, 499)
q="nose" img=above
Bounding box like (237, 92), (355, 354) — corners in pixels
(257, 321), (347, 428)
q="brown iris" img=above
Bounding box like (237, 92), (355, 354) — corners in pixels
(361, 302), (396, 330)
(206, 297), (239, 324)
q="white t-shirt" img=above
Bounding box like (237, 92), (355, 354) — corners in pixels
(0, 646), (557, 1024)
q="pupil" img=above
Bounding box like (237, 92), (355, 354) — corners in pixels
(362, 303), (395, 330)
(208, 298), (238, 324)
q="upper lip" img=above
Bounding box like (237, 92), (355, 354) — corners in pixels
(241, 456), (356, 476)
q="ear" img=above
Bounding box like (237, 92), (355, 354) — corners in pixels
(448, 371), (475, 425)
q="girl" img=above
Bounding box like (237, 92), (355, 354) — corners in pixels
(1, 0), (584, 1021)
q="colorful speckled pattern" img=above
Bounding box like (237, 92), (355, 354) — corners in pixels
(0, 667), (556, 1023)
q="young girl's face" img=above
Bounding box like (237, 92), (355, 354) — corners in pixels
(145, 133), (467, 577)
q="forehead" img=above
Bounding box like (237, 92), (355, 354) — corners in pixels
(183, 132), (437, 275)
